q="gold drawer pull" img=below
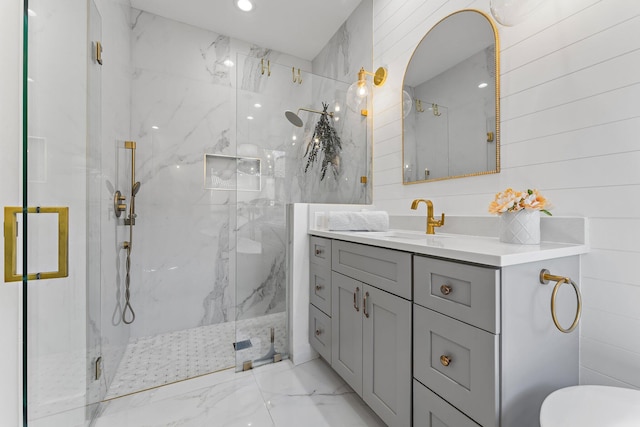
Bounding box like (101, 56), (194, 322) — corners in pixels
(363, 291), (370, 318)
(440, 355), (452, 367)
(353, 287), (360, 312)
(440, 284), (452, 295)
(315, 329), (323, 336)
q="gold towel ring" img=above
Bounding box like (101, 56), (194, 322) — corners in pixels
(540, 269), (582, 333)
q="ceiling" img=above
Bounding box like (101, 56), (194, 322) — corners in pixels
(130, 0), (363, 61)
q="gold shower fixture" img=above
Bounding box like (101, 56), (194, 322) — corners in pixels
(346, 66), (388, 116)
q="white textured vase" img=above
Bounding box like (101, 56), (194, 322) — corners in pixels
(499, 210), (541, 244)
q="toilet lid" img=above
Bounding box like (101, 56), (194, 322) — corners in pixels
(540, 385), (640, 427)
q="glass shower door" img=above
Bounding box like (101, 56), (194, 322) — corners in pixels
(17, 1), (103, 425)
(233, 55), (368, 370)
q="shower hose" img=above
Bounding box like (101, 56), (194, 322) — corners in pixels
(123, 223), (136, 324)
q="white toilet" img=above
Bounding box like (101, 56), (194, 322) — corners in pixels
(540, 385), (640, 426)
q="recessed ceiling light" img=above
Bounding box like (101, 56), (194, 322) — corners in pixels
(151, 125), (159, 130)
(478, 82), (488, 89)
(254, 103), (262, 108)
(236, 0), (253, 12)
(223, 59), (234, 67)
(27, 9), (37, 17)
(247, 116), (254, 120)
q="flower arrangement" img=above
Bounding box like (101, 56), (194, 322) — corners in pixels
(488, 188), (552, 216)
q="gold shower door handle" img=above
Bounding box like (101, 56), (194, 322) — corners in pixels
(4, 206), (69, 282)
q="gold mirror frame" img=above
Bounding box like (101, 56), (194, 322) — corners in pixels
(402, 9), (500, 184)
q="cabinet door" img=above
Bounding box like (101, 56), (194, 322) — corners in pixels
(363, 285), (412, 427)
(331, 272), (363, 395)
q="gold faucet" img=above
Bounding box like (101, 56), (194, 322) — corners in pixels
(410, 199), (445, 234)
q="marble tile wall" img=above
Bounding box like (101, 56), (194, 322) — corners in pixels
(128, 9), (310, 339)
(128, 3), (372, 341)
(312, 0), (373, 204)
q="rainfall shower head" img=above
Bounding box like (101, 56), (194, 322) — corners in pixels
(132, 181), (141, 196)
(285, 110), (303, 127)
(285, 107), (335, 128)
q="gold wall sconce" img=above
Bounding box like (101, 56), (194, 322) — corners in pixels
(346, 66), (388, 116)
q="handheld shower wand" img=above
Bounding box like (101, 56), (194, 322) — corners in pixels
(122, 141), (139, 324)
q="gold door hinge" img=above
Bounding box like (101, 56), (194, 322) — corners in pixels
(95, 41), (103, 65)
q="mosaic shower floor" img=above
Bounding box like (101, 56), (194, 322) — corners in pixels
(106, 312), (287, 399)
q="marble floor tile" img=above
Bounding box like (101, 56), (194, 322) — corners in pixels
(95, 374), (274, 427)
(33, 358), (385, 427)
(256, 358), (386, 427)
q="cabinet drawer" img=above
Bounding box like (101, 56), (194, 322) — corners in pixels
(309, 303), (332, 363)
(309, 263), (331, 316)
(414, 256), (500, 333)
(310, 236), (331, 268)
(413, 380), (480, 427)
(332, 240), (411, 300)
(414, 305), (499, 427)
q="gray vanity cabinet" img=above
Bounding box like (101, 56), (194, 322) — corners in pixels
(310, 231), (583, 427)
(330, 241), (412, 427)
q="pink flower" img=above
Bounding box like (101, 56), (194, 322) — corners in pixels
(489, 188), (551, 216)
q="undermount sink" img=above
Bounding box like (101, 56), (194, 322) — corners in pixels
(362, 230), (450, 240)
(382, 231), (429, 240)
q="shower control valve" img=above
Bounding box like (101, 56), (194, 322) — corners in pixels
(113, 191), (127, 218)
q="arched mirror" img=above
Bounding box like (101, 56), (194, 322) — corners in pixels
(402, 9), (500, 184)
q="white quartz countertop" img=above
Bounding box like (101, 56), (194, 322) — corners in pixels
(308, 229), (589, 267)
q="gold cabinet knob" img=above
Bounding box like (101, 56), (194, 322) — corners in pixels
(315, 329), (322, 336)
(315, 284), (323, 291)
(315, 248), (323, 256)
(440, 284), (452, 295)
(440, 355), (452, 367)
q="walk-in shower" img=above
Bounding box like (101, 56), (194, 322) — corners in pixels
(19, 0), (372, 424)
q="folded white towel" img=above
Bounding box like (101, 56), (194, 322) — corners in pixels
(328, 211), (389, 232)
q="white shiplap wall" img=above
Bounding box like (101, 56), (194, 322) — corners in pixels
(372, 0), (640, 388)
